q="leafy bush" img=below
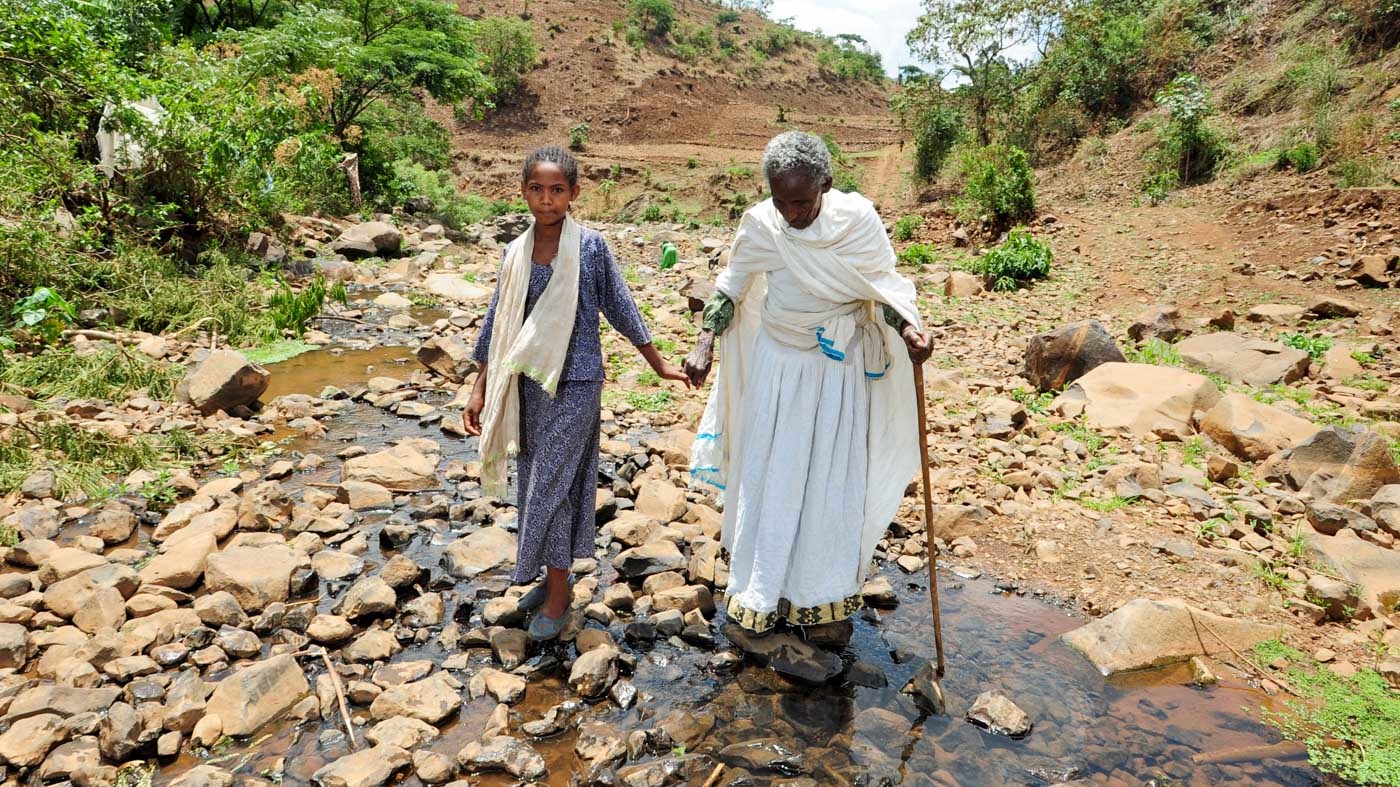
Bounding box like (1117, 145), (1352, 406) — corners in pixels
(265, 274), (339, 336)
(968, 228), (1052, 291)
(1142, 74), (1229, 197)
(956, 144), (1036, 227)
(642, 204), (664, 222)
(390, 160), (524, 229)
(716, 10), (741, 25)
(1279, 142), (1320, 172)
(569, 122), (590, 151)
(1281, 332), (1333, 360)
(911, 105), (964, 182)
(6, 287), (76, 347)
(892, 215), (923, 242)
(630, 0), (676, 38)
(469, 16), (538, 98)
(1332, 156), (1385, 187)
(816, 39), (883, 81)
(897, 244), (938, 265)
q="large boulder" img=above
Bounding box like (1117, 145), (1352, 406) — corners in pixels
(137, 531), (218, 590)
(176, 350), (270, 415)
(1127, 305), (1190, 343)
(343, 442), (439, 489)
(1062, 598), (1279, 675)
(204, 544), (304, 612)
(416, 335), (477, 383)
(333, 221), (402, 259)
(312, 744), (412, 787)
(1053, 363), (1221, 440)
(1308, 530), (1400, 616)
(1348, 254), (1395, 288)
(424, 273), (492, 304)
(204, 654), (310, 736)
(441, 527), (516, 579)
(1198, 393), (1318, 461)
(1276, 427), (1400, 506)
(1023, 320), (1126, 393)
(1175, 333), (1310, 387)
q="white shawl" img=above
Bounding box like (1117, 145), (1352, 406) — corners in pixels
(479, 215), (582, 497)
(690, 191), (923, 582)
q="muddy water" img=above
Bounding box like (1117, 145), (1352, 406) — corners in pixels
(159, 347), (1326, 786)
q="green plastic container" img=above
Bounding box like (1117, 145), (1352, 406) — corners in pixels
(660, 242), (679, 270)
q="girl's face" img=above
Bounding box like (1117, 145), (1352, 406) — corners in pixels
(521, 162), (580, 226)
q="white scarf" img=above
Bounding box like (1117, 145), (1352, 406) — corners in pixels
(690, 191), (922, 582)
(479, 215), (582, 497)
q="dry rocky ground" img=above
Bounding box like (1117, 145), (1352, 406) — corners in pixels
(0, 196), (1394, 786)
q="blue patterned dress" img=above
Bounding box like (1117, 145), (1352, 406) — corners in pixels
(473, 227), (652, 583)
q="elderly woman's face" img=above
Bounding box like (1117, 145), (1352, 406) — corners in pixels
(770, 171), (832, 230)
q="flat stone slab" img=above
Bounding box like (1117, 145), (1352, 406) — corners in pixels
(1062, 598), (1280, 675)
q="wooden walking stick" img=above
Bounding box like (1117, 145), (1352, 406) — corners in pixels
(912, 363), (947, 680)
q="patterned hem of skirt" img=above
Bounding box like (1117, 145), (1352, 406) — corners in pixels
(724, 592), (863, 634)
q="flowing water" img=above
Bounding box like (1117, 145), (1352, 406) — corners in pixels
(138, 342), (1329, 786)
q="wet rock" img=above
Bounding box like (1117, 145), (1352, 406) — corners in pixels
(91, 503), (138, 545)
(336, 577), (397, 620)
(616, 754), (714, 786)
(139, 531), (217, 590)
(333, 221), (402, 259)
(900, 661), (946, 714)
(1023, 320), (1126, 393)
(1198, 393), (1318, 462)
(1054, 363), (1220, 440)
(1062, 598), (1279, 675)
(1176, 333), (1310, 387)
(337, 481), (394, 511)
(99, 701), (154, 760)
(413, 750), (457, 784)
(367, 716), (439, 749)
(344, 629), (401, 662)
(720, 739), (807, 775)
(576, 721), (627, 765)
(307, 614), (355, 644)
(570, 647), (619, 698)
(470, 668), (525, 704)
(369, 674), (462, 725)
(1128, 305), (1190, 343)
(860, 576), (898, 608)
(204, 653), (310, 736)
(0, 712), (65, 767)
(1190, 656), (1218, 687)
(966, 690), (1032, 737)
(613, 542), (686, 579)
(721, 624), (843, 684)
(490, 628), (528, 670)
(442, 527), (516, 578)
(176, 349), (270, 416)
(237, 481), (294, 531)
(457, 735), (547, 780)
(610, 679), (637, 709)
(416, 336), (477, 383)
(343, 441), (439, 489)
(204, 544), (303, 612)
(312, 743), (412, 787)
(521, 699), (586, 737)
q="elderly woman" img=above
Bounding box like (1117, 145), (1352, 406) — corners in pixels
(685, 131), (932, 639)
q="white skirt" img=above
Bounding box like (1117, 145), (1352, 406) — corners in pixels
(722, 327), (870, 632)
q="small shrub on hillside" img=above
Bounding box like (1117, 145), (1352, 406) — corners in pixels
(1278, 142), (1320, 172)
(1142, 74), (1229, 200)
(716, 10), (741, 26)
(1332, 156), (1386, 187)
(956, 145), (1036, 227)
(816, 39), (883, 81)
(897, 244), (938, 266)
(911, 105), (963, 182)
(469, 17), (539, 98)
(892, 215), (923, 242)
(568, 122), (590, 151)
(968, 228), (1052, 291)
(1281, 332), (1333, 360)
(642, 204), (665, 222)
(630, 0), (676, 38)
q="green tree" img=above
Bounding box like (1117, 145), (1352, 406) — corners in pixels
(907, 0), (1060, 145)
(469, 16), (538, 98)
(630, 0), (676, 38)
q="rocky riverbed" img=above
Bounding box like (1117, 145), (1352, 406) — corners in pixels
(0, 208), (1394, 785)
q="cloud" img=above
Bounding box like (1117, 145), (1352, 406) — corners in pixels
(768, 0), (929, 77)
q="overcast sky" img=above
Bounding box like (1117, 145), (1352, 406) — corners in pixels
(768, 0), (1041, 79)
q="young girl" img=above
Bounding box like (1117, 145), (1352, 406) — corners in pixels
(463, 145), (689, 641)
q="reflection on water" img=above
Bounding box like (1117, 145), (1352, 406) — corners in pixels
(154, 347), (1327, 786)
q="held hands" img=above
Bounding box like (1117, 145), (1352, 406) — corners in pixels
(902, 325), (933, 364)
(683, 331), (716, 388)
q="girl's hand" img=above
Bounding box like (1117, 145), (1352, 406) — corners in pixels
(902, 325), (932, 364)
(463, 389), (485, 436)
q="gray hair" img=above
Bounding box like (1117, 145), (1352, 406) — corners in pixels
(761, 131), (832, 186)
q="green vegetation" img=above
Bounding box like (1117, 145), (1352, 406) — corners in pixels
(0, 420), (226, 499)
(1081, 494), (1134, 512)
(569, 122), (591, 151)
(0, 347), (182, 401)
(967, 228), (1051, 291)
(469, 17), (539, 97)
(266, 274), (344, 337)
(1183, 436), (1207, 468)
(820, 135), (864, 193)
(1279, 141), (1321, 172)
(1142, 74), (1230, 203)
(815, 36), (884, 81)
(392, 162), (525, 229)
(1124, 337), (1183, 366)
(954, 145), (1036, 227)
(5, 287), (76, 348)
(242, 339), (317, 365)
(1255, 640), (1400, 785)
(630, 0), (677, 38)
(892, 215), (924, 242)
(1010, 387), (1055, 415)
(1281, 332), (1334, 360)
(897, 244), (938, 266)
(626, 390), (673, 412)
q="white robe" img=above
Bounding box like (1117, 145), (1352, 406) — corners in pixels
(690, 190), (922, 630)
